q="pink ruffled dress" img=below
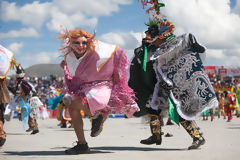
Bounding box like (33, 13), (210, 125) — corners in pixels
(64, 41), (139, 117)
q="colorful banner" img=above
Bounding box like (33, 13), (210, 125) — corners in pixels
(204, 66), (216, 78)
(205, 65), (240, 77)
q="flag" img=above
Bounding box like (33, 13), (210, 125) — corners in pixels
(168, 97), (179, 125)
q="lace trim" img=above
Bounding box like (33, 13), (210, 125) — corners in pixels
(150, 33), (190, 65)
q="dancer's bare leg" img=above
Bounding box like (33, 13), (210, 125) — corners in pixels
(68, 98), (91, 144)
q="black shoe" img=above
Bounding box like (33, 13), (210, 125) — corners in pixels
(31, 129), (39, 135)
(188, 138), (206, 150)
(0, 138), (6, 147)
(26, 128), (33, 132)
(61, 123), (67, 128)
(90, 115), (107, 137)
(65, 142), (90, 155)
(140, 135), (162, 145)
(166, 121), (174, 125)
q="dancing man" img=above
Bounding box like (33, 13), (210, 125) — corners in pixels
(130, 1), (218, 150)
(57, 28), (139, 154)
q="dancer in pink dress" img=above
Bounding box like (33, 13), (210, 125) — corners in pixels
(57, 28), (139, 154)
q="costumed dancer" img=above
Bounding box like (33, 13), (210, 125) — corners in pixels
(217, 92), (226, 119)
(19, 80), (41, 134)
(202, 109), (214, 121)
(8, 62), (43, 135)
(47, 87), (72, 128)
(235, 85), (240, 117)
(56, 99), (72, 128)
(224, 90), (236, 122)
(0, 44), (24, 146)
(130, 1), (218, 150)
(9, 68), (43, 134)
(57, 28), (139, 154)
(0, 77), (10, 147)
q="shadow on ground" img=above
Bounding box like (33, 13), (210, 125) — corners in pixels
(227, 127), (240, 129)
(7, 133), (28, 136)
(3, 146), (187, 156)
(91, 146), (187, 151)
(3, 150), (112, 156)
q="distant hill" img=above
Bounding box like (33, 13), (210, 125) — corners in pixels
(24, 64), (64, 77)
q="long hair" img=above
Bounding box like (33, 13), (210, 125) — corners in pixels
(57, 28), (96, 60)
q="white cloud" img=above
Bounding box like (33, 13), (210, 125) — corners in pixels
(232, 0), (240, 15)
(0, 28), (40, 39)
(0, 1), (51, 28)
(46, 7), (98, 31)
(98, 31), (146, 62)
(205, 48), (240, 66)
(52, 0), (133, 17)
(99, 31), (140, 50)
(207, 49), (226, 60)
(158, 0), (240, 66)
(16, 51), (61, 68)
(47, 0), (134, 31)
(0, 0), (134, 32)
(8, 42), (24, 55)
(163, 0), (240, 48)
(1, 0), (240, 68)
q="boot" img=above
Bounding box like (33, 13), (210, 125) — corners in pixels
(29, 119), (39, 135)
(90, 114), (108, 137)
(60, 122), (67, 128)
(65, 142), (90, 155)
(0, 120), (6, 147)
(140, 115), (162, 145)
(26, 118), (35, 132)
(26, 128), (33, 132)
(180, 120), (205, 150)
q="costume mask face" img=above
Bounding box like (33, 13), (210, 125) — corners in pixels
(145, 25), (159, 38)
(71, 37), (88, 55)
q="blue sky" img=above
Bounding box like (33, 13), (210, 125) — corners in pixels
(0, 0), (240, 69)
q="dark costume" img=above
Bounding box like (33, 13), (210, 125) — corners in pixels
(128, 58), (157, 117)
(129, 1), (218, 150)
(0, 78), (10, 146)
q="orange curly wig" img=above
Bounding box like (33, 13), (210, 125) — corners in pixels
(57, 28), (96, 59)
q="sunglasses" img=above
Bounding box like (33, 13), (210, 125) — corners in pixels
(73, 41), (88, 46)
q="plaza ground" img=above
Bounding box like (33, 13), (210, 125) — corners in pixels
(0, 116), (240, 160)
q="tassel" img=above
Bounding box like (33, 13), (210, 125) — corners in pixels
(10, 58), (19, 70)
(142, 45), (147, 72)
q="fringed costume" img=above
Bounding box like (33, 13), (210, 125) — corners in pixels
(64, 40), (139, 117)
(130, 1), (218, 150)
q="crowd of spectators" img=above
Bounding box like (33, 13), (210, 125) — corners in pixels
(7, 75), (64, 107)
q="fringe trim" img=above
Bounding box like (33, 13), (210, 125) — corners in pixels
(150, 34), (189, 65)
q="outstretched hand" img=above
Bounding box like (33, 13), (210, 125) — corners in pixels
(60, 60), (66, 69)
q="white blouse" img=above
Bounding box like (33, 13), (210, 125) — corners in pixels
(66, 51), (87, 76)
